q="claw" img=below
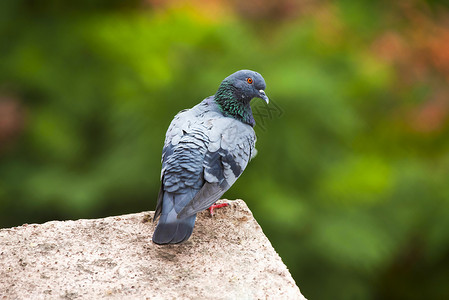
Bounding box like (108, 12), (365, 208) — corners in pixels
(208, 202), (229, 216)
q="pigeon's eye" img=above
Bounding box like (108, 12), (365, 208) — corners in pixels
(246, 77), (253, 84)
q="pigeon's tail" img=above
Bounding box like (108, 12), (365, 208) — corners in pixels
(152, 213), (196, 244)
(152, 191), (197, 245)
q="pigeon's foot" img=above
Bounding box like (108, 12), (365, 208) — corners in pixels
(208, 202), (229, 217)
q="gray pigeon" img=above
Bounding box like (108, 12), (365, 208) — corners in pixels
(152, 70), (269, 245)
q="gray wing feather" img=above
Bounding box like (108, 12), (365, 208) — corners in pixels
(177, 119), (256, 218)
(159, 99), (256, 220)
(153, 181), (164, 222)
(177, 183), (225, 218)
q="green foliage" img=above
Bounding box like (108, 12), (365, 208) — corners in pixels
(1, 1), (449, 299)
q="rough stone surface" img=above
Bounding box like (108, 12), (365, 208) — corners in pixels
(0, 199), (306, 299)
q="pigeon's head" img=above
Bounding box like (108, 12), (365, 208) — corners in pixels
(220, 70), (269, 104)
(214, 70), (268, 126)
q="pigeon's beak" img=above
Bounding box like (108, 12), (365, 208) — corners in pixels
(258, 90), (269, 104)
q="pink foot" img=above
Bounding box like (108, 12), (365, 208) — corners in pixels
(208, 203), (229, 216)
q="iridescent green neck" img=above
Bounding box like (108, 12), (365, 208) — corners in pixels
(214, 80), (255, 126)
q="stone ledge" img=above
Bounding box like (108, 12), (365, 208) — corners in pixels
(0, 199), (306, 299)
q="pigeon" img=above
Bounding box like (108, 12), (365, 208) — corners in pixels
(152, 70), (269, 245)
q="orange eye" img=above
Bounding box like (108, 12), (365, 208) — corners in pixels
(246, 77), (253, 84)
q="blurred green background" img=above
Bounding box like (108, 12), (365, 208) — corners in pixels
(1, 0), (449, 299)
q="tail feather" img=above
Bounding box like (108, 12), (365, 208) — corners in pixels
(152, 191), (197, 245)
(152, 214), (196, 244)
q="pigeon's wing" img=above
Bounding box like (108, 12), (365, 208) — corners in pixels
(153, 181), (164, 221)
(153, 106), (207, 221)
(177, 118), (256, 218)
